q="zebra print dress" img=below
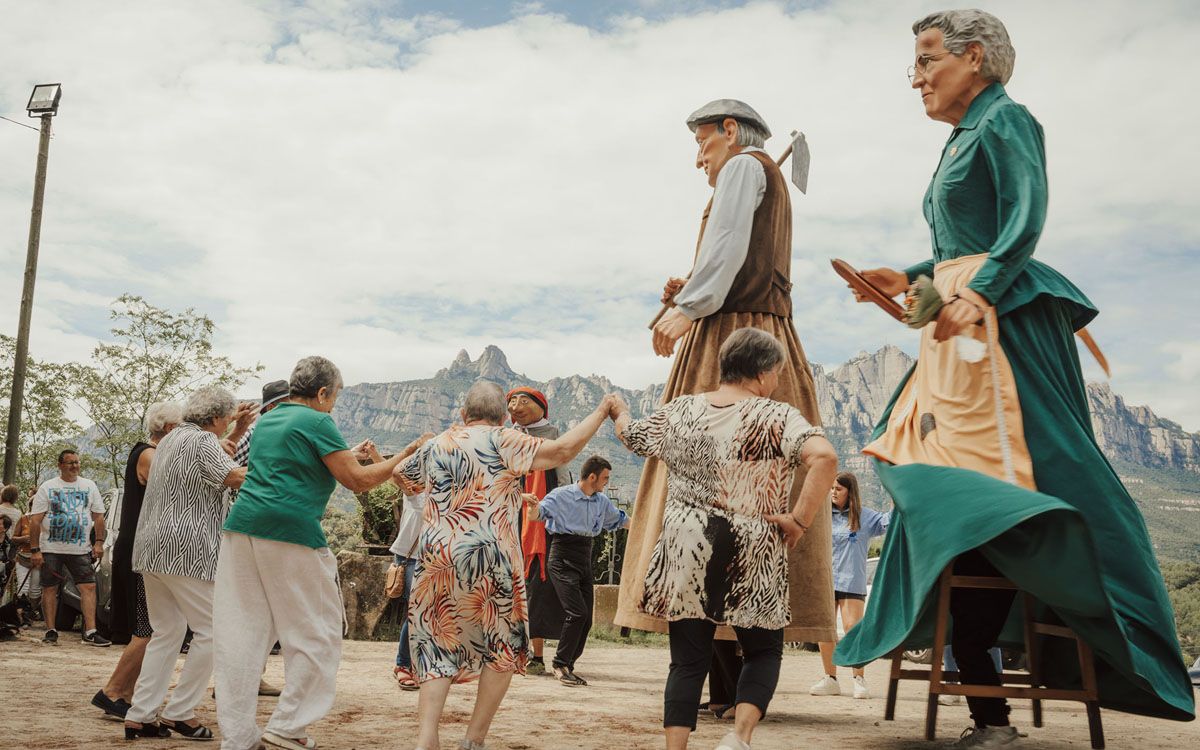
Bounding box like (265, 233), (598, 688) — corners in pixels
(622, 395), (823, 630)
(132, 422), (237, 581)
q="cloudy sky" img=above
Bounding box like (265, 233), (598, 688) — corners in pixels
(2, 0), (1198, 429)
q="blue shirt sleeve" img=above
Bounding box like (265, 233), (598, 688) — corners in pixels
(538, 487), (564, 523)
(596, 493), (627, 532)
(863, 508), (892, 538)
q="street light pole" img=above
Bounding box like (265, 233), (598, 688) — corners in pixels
(3, 112), (55, 485)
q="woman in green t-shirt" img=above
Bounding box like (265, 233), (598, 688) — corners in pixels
(213, 355), (429, 750)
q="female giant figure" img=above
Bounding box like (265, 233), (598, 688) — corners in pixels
(835, 9), (1194, 747)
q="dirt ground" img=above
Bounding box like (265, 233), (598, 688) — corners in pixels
(1, 629), (1196, 749)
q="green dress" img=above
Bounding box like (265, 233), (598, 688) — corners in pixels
(834, 83), (1195, 721)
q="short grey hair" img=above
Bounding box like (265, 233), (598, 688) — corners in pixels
(462, 380), (507, 424)
(913, 9), (1015, 85)
(718, 328), (785, 384)
(729, 118), (768, 148)
(290, 355), (343, 398)
(183, 386), (237, 427)
(144, 401), (183, 436)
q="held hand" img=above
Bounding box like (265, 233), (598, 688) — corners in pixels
(233, 401), (258, 431)
(520, 492), (538, 506)
(220, 438), (237, 458)
(608, 393), (630, 420)
(661, 277), (688, 305)
(92, 542), (103, 561)
(932, 293), (986, 342)
(350, 439), (372, 461)
(765, 514), (807, 549)
(30, 551), (44, 568)
(853, 268), (908, 301)
(652, 308), (694, 357)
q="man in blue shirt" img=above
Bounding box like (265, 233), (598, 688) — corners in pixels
(525, 455), (628, 687)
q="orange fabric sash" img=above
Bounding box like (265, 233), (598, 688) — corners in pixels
(521, 469), (550, 579)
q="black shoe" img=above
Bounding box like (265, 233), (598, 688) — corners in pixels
(270, 641), (281, 656)
(554, 666), (587, 687)
(82, 631), (112, 647)
(42, 629), (58, 644)
(125, 723), (172, 740)
(91, 690), (130, 720)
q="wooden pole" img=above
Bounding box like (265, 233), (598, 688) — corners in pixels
(4, 114), (54, 485)
(647, 132), (798, 331)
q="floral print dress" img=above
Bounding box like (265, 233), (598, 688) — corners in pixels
(399, 425), (542, 682)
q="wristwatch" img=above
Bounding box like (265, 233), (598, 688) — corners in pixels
(30, 547), (40, 553)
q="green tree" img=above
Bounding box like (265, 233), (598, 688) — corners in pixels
(66, 294), (262, 485)
(0, 334), (82, 499)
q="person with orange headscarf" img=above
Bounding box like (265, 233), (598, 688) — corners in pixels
(506, 386), (568, 676)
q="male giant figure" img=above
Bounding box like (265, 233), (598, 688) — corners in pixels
(615, 100), (834, 643)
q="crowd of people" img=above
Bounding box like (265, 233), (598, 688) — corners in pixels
(1, 7), (1195, 750)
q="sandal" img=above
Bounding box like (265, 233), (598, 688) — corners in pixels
(160, 719), (214, 741)
(553, 667), (587, 687)
(124, 722), (172, 740)
(262, 731), (317, 749)
(394, 666), (419, 691)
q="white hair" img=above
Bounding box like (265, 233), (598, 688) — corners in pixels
(462, 381), (507, 424)
(183, 386), (237, 427)
(144, 401), (183, 436)
(729, 118), (768, 148)
(913, 9), (1015, 85)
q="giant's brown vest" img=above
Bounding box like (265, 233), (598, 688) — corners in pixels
(693, 150), (793, 317)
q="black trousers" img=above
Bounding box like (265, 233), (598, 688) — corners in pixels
(548, 534), (594, 670)
(707, 640), (742, 706)
(951, 549), (1016, 728)
(664, 619), (784, 730)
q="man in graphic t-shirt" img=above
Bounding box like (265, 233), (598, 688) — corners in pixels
(28, 449), (111, 646)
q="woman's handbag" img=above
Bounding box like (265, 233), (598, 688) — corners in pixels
(385, 537), (420, 599)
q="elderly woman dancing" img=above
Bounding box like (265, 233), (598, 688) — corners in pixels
(214, 356), (421, 750)
(836, 9), (1194, 748)
(396, 381), (618, 750)
(92, 401), (182, 721)
(124, 387), (247, 741)
(613, 327), (838, 750)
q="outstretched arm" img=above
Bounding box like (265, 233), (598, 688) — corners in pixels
(530, 397), (615, 472)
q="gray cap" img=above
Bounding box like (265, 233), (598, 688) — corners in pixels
(685, 99), (771, 139)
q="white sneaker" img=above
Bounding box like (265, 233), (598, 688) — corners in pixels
(809, 675), (841, 696)
(938, 693), (963, 706)
(852, 675), (870, 699)
(948, 726), (1020, 748)
(714, 731), (751, 750)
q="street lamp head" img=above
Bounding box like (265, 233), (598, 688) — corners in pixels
(26, 83), (62, 117)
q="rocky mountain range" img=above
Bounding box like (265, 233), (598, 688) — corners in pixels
(334, 344), (1200, 560)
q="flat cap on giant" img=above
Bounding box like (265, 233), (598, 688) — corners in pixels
(685, 99), (771, 139)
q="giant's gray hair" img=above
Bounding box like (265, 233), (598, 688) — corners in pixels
(718, 327), (785, 384)
(462, 380), (507, 424)
(913, 9), (1015, 85)
(290, 355), (344, 398)
(145, 401), (183, 436)
(728, 118), (768, 148)
(183, 386), (237, 427)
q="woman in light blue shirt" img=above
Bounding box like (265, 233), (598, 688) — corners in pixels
(810, 472), (890, 699)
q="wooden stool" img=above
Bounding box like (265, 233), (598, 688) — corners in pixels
(883, 564), (1105, 748)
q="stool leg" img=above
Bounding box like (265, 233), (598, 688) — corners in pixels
(927, 566), (953, 742)
(885, 650), (901, 721)
(1086, 701), (1105, 749)
(1022, 593), (1043, 728)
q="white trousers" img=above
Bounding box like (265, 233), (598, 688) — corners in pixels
(214, 532), (343, 750)
(16, 561), (41, 599)
(127, 572), (215, 725)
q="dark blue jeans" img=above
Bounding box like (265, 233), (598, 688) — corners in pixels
(394, 555), (416, 669)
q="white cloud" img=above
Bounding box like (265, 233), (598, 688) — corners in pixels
(0, 0), (1197, 429)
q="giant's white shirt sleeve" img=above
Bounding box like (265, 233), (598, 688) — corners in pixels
(672, 152), (767, 320)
